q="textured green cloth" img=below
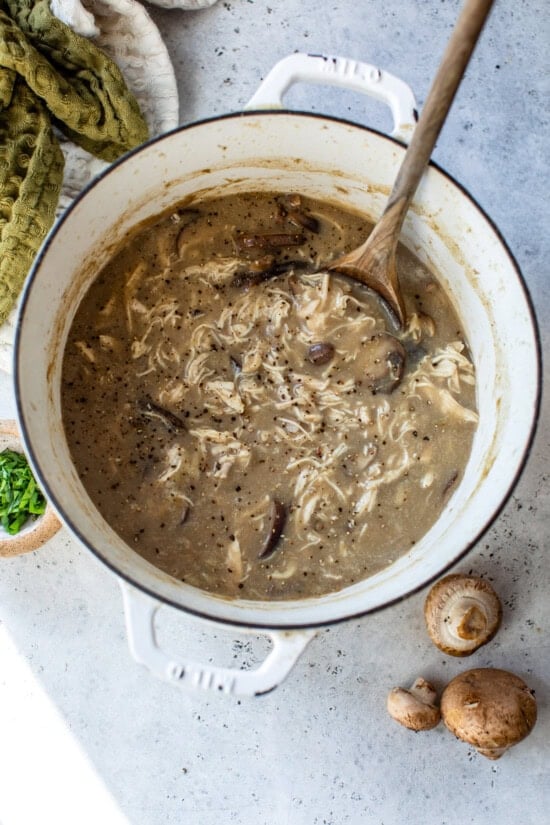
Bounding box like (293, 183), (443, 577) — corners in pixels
(0, 0), (149, 325)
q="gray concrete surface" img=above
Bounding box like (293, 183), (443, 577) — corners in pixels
(0, 1), (548, 823)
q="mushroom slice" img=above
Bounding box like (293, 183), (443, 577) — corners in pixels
(258, 498), (287, 560)
(287, 209), (320, 234)
(233, 260), (310, 289)
(442, 469), (459, 500)
(424, 574), (502, 656)
(175, 209), (201, 256)
(307, 342), (335, 366)
(138, 398), (187, 433)
(276, 194), (320, 233)
(387, 677), (441, 731)
(179, 502), (191, 526)
(363, 333), (406, 393)
(234, 232), (306, 253)
(441, 668), (537, 759)
(229, 355), (242, 377)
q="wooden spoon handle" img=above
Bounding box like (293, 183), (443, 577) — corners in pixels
(386, 0), (495, 220)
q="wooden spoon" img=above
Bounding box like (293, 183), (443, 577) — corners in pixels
(328, 0), (495, 326)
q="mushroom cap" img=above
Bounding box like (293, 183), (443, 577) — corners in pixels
(424, 574), (502, 656)
(387, 677), (441, 731)
(441, 668), (537, 759)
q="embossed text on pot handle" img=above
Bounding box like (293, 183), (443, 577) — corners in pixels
(120, 580), (316, 696)
(246, 52), (417, 142)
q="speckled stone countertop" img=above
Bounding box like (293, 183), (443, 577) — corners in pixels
(0, 1), (548, 823)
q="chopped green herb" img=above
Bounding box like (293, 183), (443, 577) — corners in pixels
(0, 449), (46, 535)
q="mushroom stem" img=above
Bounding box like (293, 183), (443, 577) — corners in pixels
(448, 599), (489, 641)
(424, 574), (502, 656)
(408, 676), (438, 706)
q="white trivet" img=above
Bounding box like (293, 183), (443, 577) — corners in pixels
(0, 0), (216, 372)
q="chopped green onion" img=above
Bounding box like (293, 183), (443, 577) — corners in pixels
(0, 449), (46, 535)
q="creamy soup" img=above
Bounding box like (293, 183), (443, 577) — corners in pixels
(62, 192), (477, 599)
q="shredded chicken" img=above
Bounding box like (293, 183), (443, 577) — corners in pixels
(121, 255), (478, 582)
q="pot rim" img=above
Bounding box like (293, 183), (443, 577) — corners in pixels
(15, 109), (542, 630)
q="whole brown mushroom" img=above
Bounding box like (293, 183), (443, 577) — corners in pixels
(424, 574), (502, 656)
(441, 668), (537, 759)
(387, 677), (441, 731)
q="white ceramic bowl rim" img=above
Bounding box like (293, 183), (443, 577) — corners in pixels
(14, 110), (542, 630)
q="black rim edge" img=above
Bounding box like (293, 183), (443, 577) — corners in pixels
(14, 109), (543, 632)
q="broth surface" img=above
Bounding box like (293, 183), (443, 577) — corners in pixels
(62, 192), (477, 599)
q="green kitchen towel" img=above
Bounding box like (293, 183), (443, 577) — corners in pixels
(0, 0), (149, 325)
(0, 72), (64, 326)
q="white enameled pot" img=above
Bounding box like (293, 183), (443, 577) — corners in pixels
(15, 55), (540, 695)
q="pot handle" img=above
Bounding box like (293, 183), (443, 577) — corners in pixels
(246, 53), (417, 142)
(120, 580), (316, 696)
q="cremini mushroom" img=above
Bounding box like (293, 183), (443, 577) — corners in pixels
(424, 574), (502, 656)
(386, 677), (441, 731)
(441, 668), (537, 759)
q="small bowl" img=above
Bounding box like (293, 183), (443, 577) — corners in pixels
(0, 420), (61, 558)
